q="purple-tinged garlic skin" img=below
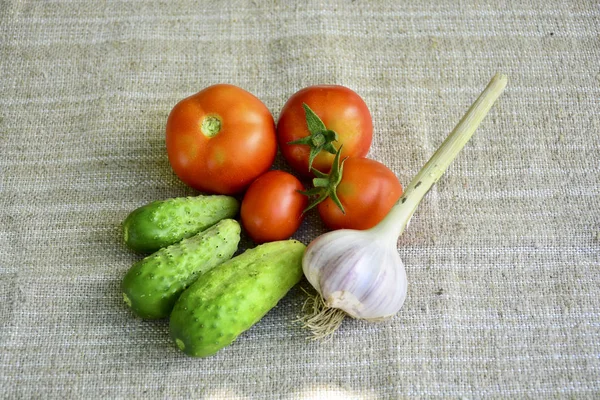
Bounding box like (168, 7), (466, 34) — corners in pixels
(302, 228), (407, 321)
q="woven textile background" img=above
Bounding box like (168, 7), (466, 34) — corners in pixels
(1, 0), (599, 398)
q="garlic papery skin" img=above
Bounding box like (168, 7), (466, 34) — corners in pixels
(302, 228), (407, 321)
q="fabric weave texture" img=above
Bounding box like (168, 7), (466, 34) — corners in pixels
(1, 1), (599, 398)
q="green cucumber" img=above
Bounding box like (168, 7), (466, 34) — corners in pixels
(170, 239), (306, 357)
(123, 195), (239, 253)
(122, 219), (241, 319)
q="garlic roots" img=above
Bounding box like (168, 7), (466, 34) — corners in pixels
(299, 73), (508, 339)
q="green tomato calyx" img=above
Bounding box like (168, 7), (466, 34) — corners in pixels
(300, 146), (346, 214)
(288, 103), (338, 172)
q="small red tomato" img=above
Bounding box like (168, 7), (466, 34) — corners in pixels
(166, 84), (277, 195)
(277, 85), (373, 177)
(316, 157), (403, 231)
(241, 170), (308, 244)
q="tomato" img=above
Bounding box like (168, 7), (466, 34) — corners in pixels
(166, 84), (277, 195)
(316, 157), (403, 231)
(240, 170), (308, 244)
(276, 85), (373, 177)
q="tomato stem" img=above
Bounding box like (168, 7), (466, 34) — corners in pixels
(201, 115), (222, 138)
(372, 73), (508, 239)
(288, 103), (339, 172)
(300, 147), (346, 214)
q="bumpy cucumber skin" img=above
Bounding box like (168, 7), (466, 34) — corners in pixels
(170, 240), (306, 357)
(123, 195), (239, 253)
(122, 219), (241, 319)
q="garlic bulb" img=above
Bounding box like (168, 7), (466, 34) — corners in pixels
(299, 73), (507, 338)
(303, 228), (407, 321)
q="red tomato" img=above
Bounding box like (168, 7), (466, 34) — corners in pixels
(317, 157), (403, 230)
(241, 170), (308, 244)
(166, 84), (277, 195)
(276, 85), (373, 177)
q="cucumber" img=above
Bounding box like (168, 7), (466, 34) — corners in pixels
(122, 219), (241, 319)
(122, 195), (239, 253)
(170, 239), (306, 357)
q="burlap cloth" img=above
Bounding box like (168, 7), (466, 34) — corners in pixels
(1, 1), (598, 398)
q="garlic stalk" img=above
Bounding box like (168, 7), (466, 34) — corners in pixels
(300, 73), (508, 339)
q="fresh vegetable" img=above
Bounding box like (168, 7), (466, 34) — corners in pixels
(166, 84), (277, 195)
(170, 239), (306, 357)
(240, 170), (308, 244)
(122, 219), (241, 319)
(277, 85), (373, 176)
(122, 195), (239, 253)
(299, 73), (508, 339)
(302, 148), (403, 230)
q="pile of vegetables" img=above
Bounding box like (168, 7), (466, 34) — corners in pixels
(120, 75), (507, 357)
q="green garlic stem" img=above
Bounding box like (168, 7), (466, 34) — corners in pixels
(373, 73), (508, 239)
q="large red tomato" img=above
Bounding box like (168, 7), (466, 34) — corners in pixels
(240, 170), (308, 244)
(166, 84), (277, 195)
(276, 85), (373, 177)
(316, 157), (403, 231)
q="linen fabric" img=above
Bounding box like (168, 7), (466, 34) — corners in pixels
(1, 1), (599, 398)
